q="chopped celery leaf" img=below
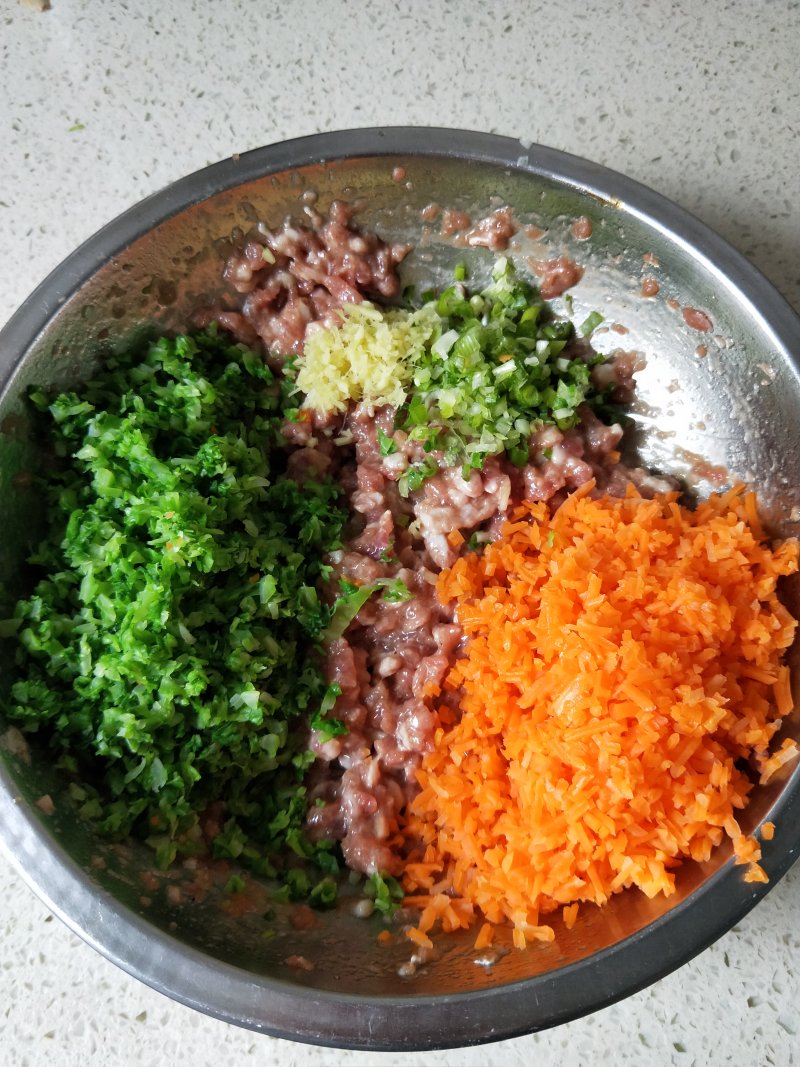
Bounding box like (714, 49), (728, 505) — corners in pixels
(3, 329), (347, 880)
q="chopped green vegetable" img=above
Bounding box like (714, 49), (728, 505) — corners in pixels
(382, 578), (413, 603)
(376, 427), (397, 456)
(579, 310), (605, 336)
(309, 875), (338, 908)
(399, 458), (438, 498)
(378, 542), (396, 564)
(398, 258), (611, 491)
(275, 867), (311, 901)
(3, 329), (348, 879)
(365, 871), (405, 915)
(323, 580), (378, 642)
(310, 683), (346, 742)
(467, 532), (483, 552)
(323, 575), (415, 641)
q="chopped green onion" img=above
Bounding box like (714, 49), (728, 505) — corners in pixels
(399, 459), (438, 497)
(310, 681), (347, 741)
(323, 576), (414, 640)
(382, 578), (413, 603)
(402, 260), (610, 473)
(377, 427), (397, 455)
(365, 872), (404, 915)
(323, 583), (377, 642)
(579, 311), (605, 336)
(309, 876), (338, 909)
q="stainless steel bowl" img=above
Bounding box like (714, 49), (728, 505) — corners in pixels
(2, 128), (800, 1052)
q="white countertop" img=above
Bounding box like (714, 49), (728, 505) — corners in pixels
(2, 2), (799, 1064)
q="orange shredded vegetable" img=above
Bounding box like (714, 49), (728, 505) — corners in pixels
(474, 922), (494, 949)
(406, 926), (433, 950)
(761, 821), (775, 841)
(744, 863), (769, 884)
(562, 903), (580, 930)
(402, 484), (798, 946)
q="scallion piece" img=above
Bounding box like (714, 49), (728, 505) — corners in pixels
(579, 310), (605, 336)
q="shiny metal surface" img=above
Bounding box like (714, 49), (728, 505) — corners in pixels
(1, 128), (799, 1051)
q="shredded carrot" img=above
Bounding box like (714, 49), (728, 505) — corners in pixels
(474, 922), (494, 949)
(402, 485), (798, 945)
(448, 528), (465, 548)
(759, 738), (799, 784)
(744, 862), (769, 884)
(406, 926), (433, 950)
(761, 822), (775, 841)
(562, 903), (580, 930)
(377, 929), (393, 945)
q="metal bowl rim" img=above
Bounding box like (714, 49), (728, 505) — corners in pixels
(2, 126), (800, 1051)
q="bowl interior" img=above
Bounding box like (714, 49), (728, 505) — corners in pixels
(2, 138), (800, 1047)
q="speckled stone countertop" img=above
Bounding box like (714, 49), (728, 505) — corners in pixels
(2, 2), (800, 1065)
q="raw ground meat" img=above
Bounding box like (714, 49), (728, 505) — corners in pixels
(197, 201), (411, 363)
(529, 255), (585, 299)
(465, 206), (517, 250)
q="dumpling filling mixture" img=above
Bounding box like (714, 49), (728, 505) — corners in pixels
(4, 204), (797, 950)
